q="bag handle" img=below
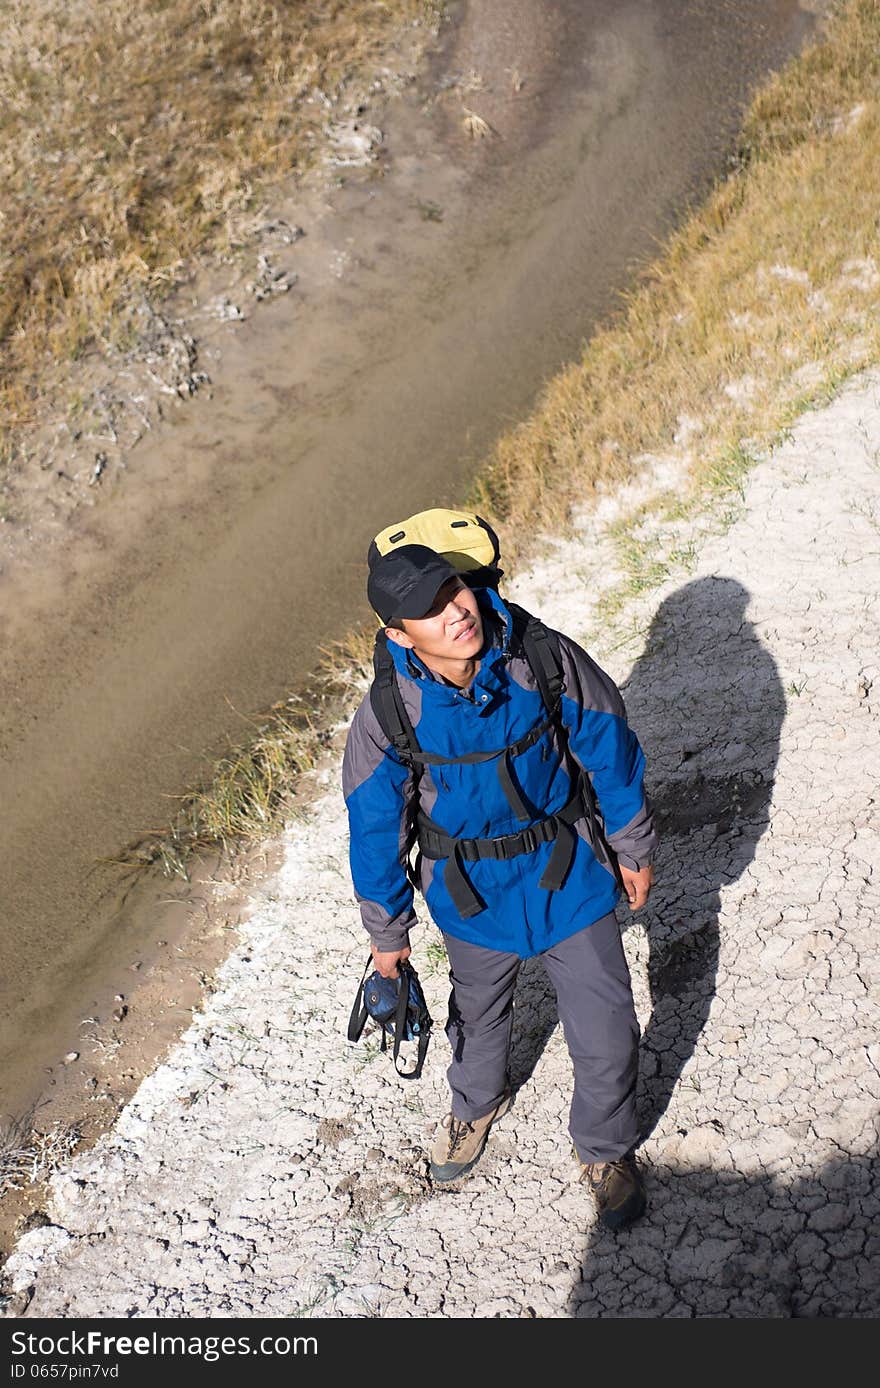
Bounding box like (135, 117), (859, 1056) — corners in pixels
(390, 961), (431, 1081)
(347, 954), (373, 1043)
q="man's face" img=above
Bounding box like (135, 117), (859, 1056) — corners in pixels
(387, 576), (483, 661)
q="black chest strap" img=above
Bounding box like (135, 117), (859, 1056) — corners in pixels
(417, 783), (587, 919)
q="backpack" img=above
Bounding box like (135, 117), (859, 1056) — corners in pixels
(369, 508), (503, 590)
(367, 509), (621, 918)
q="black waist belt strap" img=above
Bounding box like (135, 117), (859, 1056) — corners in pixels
(418, 784), (587, 920)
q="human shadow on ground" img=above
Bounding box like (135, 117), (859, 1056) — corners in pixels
(507, 575), (785, 1147)
(565, 1143), (880, 1318)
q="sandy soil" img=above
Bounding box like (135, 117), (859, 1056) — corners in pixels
(3, 368), (878, 1319)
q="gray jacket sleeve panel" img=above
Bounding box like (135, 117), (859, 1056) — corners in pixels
(555, 630), (629, 719)
(554, 631), (659, 871)
(607, 797), (659, 872)
(342, 693), (419, 952)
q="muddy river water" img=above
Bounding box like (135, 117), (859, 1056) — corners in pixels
(0, 0), (821, 1123)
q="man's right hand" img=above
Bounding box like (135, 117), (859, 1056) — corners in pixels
(619, 862), (654, 911)
(370, 940), (411, 979)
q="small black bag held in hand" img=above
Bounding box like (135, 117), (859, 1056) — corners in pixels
(347, 957), (432, 1079)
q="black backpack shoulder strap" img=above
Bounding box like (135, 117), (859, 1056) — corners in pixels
(506, 602), (564, 717)
(508, 603), (622, 885)
(369, 630), (421, 767)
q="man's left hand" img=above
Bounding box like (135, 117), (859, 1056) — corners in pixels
(619, 863), (654, 910)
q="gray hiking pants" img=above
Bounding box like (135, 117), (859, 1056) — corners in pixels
(442, 911), (640, 1164)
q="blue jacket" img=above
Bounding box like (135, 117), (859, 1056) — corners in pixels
(342, 587), (657, 958)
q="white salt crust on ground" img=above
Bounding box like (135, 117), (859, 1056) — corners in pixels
(4, 372), (880, 1319)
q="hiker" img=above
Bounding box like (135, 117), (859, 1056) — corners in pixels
(342, 515), (657, 1230)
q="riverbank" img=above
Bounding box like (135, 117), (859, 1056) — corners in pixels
(0, 1), (822, 1165)
(0, 0), (436, 518)
(3, 0), (871, 1321)
(6, 0), (878, 1312)
(3, 364), (879, 1317)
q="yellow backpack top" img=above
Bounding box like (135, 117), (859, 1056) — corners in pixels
(368, 508), (501, 585)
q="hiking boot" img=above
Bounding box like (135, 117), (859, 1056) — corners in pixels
(429, 1091), (512, 1183)
(579, 1153), (646, 1230)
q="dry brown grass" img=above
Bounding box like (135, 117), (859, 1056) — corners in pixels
(470, 0), (880, 562)
(134, 0), (880, 861)
(0, 1112), (80, 1197)
(461, 107), (495, 139)
(0, 0), (433, 450)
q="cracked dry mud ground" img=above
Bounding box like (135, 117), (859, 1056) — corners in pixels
(4, 373), (879, 1319)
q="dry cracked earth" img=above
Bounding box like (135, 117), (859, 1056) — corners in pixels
(3, 371), (879, 1319)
